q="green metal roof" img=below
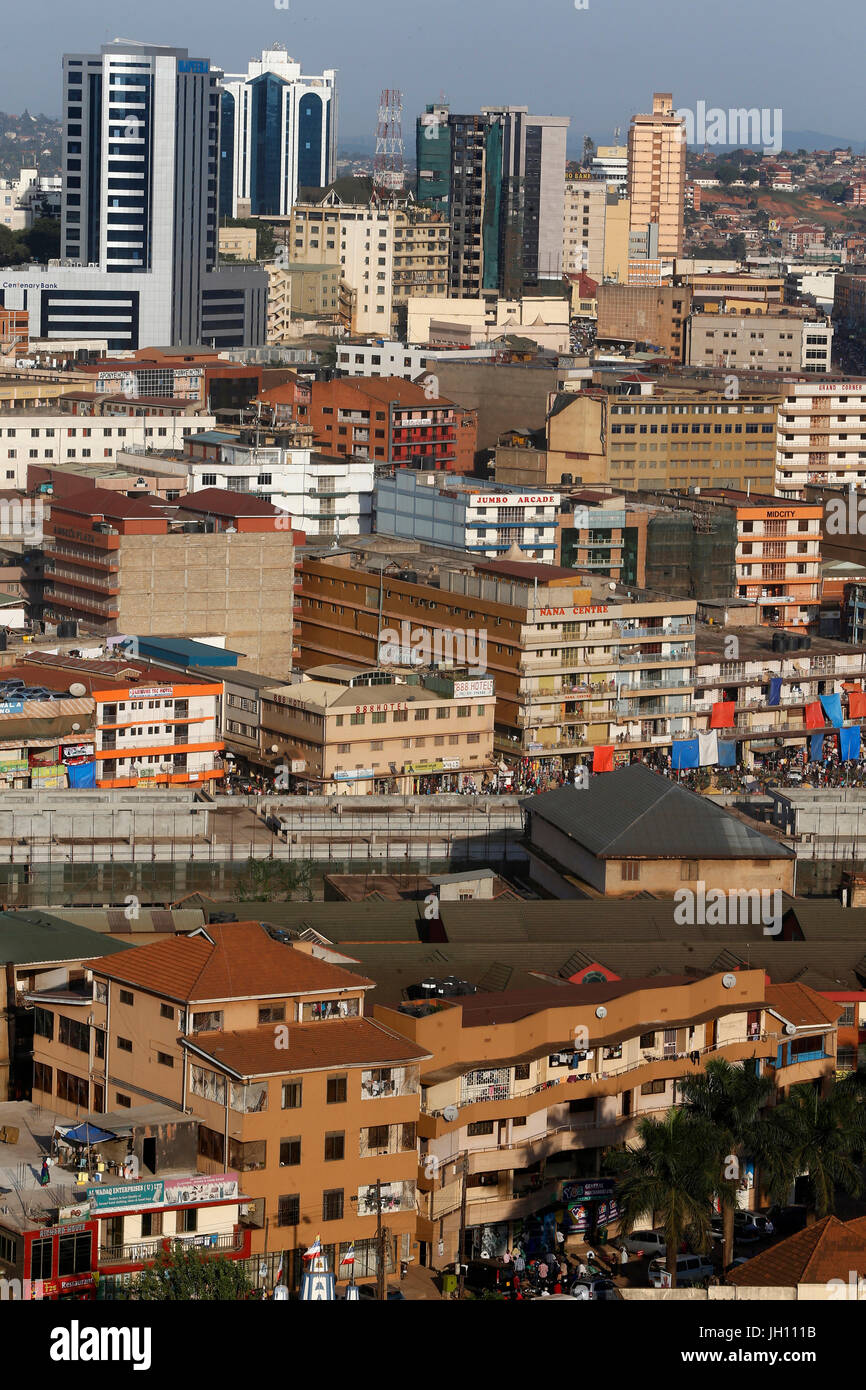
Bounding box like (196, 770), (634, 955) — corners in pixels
(0, 910), (133, 966)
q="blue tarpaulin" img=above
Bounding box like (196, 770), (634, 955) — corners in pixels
(820, 693), (843, 728)
(840, 725), (862, 761)
(671, 738), (699, 770)
(67, 760), (96, 788)
(768, 677), (782, 707)
(718, 741), (737, 767)
(62, 1122), (117, 1145)
(810, 733), (825, 762)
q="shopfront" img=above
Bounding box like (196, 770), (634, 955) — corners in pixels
(22, 1220), (98, 1300)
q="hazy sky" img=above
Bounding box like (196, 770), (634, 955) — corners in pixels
(3, 0), (863, 149)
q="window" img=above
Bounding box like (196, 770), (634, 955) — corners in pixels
(467, 1120), (494, 1136)
(639, 1032), (656, 1049)
(282, 1080), (302, 1109)
(119, 989), (134, 1006)
(34, 1061), (53, 1094)
(116, 1093), (132, 1108)
(324, 1131), (345, 1161)
(178, 1207), (198, 1233)
(279, 1137), (301, 1166)
(160, 1003), (174, 1020)
(258, 1005), (285, 1024)
(58, 1232), (92, 1276)
(56, 1071), (89, 1107)
(620, 861), (640, 881)
(680, 861), (698, 880)
(117, 1036), (133, 1053)
(192, 1010), (223, 1032)
(30, 1238), (53, 1281)
(641, 1079), (666, 1096)
(34, 1007), (54, 1041)
(141, 1211), (163, 1238)
(278, 1194), (300, 1226)
(327, 1074), (347, 1104)
(514, 1062), (531, 1080)
(156, 1052), (174, 1068)
(322, 1189), (344, 1221)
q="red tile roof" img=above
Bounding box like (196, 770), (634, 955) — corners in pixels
(765, 982), (843, 1028)
(176, 489), (286, 519)
(86, 922), (374, 1002)
(183, 1016), (431, 1076)
(726, 1215), (866, 1286)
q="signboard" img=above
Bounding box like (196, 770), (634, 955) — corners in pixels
(441, 758), (461, 770)
(353, 702), (407, 714)
(178, 58), (209, 73)
(405, 759), (444, 775)
(62, 743), (94, 761)
(290, 760), (306, 773)
(128, 687), (174, 699)
(164, 1175), (238, 1205)
(333, 768), (375, 781)
(562, 1179), (615, 1202)
(59, 1204), (90, 1222)
(473, 494), (555, 506)
(90, 1172), (237, 1213)
(452, 679), (494, 699)
(90, 1181), (164, 1214)
(0, 699), (24, 714)
(539, 605), (609, 617)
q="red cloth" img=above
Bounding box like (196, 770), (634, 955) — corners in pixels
(805, 701), (825, 729)
(710, 701), (736, 729)
(593, 745), (614, 773)
(849, 690), (866, 718)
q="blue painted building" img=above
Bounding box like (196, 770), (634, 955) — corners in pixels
(375, 471), (559, 560)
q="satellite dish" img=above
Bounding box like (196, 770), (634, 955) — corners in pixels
(595, 1005), (608, 1019)
(722, 973), (737, 989)
(443, 1105), (459, 1122)
(784, 1022), (796, 1036)
(68, 682), (87, 697)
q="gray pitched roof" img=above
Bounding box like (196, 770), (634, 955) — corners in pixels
(0, 910), (132, 966)
(523, 764), (794, 860)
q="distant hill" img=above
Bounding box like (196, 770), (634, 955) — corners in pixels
(0, 110), (62, 180)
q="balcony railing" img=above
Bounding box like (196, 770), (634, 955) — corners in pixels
(99, 1231), (244, 1265)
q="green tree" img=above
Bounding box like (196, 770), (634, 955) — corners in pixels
(678, 1058), (776, 1269)
(606, 1109), (720, 1287)
(127, 1246), (254, 1300)
(231, 855), (314, 902)
(22, 216), (60, 262)
(0, 224), (26, 267)
(762, 1082), (866, 1220)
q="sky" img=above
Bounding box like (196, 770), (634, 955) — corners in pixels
(3, 0), (863, 151)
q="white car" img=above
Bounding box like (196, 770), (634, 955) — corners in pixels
(622, 1229), (667, 1256)
(648, 1255), (714, 1288)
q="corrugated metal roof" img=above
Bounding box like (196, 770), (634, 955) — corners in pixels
(523, 764), (795, 860)
(0, 910), (132, 966)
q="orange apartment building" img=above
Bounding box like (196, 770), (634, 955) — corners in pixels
(16, 652), (224, 790)
(31, 922), (430, 1286)
(699, 489), (823, 631)
(258, 375), (477, 474)
(26, 917), (841, 1279)
(627, 92), (686, 258)
(0, 305), (28, 357)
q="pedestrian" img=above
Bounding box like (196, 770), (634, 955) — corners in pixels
(39, 1156), (50, 1186)
(620, 1244), (629, 1267)
(576, 1259), (587, 1280)
(537, 1260), (548, 1282)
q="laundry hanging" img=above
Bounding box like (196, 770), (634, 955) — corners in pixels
(592, 745), (614, 773)
(805, 702), (825, 729)
(820, 693), (843, 728)
(840, 725), (862, 761)
(767, 677), (782, 707)
(710, 701), (736, 728)
(698, 731), (719, 766)
(671, 738), (699, 770)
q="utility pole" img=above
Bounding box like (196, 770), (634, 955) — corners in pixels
(456, 1155), (469, 1300)
(375, 1178), (386, 1301)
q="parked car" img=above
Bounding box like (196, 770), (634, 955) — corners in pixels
(735, 1212), (774, 1237)
(648, 1255), (714, 1288)
(766, 1204), (807, 1235)
(462, 1259), (514, 1295)
(622, 1229), (668, 1256)
(569, 1276), (621, 1301)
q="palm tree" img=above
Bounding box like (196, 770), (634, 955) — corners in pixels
(606, 1109), (720, 1287)
(678, 1057), (777, 1269)
(763, 1083), (866, 1220)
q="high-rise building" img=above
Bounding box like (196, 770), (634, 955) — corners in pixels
(0, 40), (267, 350)
(562, 175), (607, 280)
(416, 104), (569, 297)
(219, 46), (337, 217)
(627, 92), (686, 258)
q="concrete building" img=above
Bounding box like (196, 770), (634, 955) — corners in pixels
(596, 284), (693, 361)
(41, 487), (298, 676)
(13, 651), (224, 790)
(602, 194), (631, 283)
(0, 167), (62, 231)
(218, 226), (257, 261)
(0, 41), (267, 350)
(775, 377), (866, 494)
(336, 342), (429, 379)
(545, 374), (781, 492)
(260, 669), (497, 794)
(184, 430), (374, 538)
(833, 269), (866, 329)
(74, 348), (265, 411)
(29, 921), (431, 1283)
(219, 46), (337, 218)
(415, 105), (569, 296)
(522, 764), (795, 897)
(405, 293), (570, 352)
(0, 408), (215, 490)
(687, 310), (833, 374)
(260, 375), (474, 473)
(562, 175), (607, 280)
(627, 93), (686, 258)
(375, 473), (559, 560)
(288, 181), (450, 335)
(590, 145), (628, 192)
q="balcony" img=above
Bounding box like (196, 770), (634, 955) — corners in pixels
(616, 622), (695, 640)
(617, 649), (693, 666)
(99, 1230), (246, 1267)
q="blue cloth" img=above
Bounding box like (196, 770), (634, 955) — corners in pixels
(671, 738), (699, 770)
(67, 760), (96, 788)
(810, 733), (825, 762)
(717, 740), (737, 767)
(768, 677), (782, 707)
(62, 1122), (117, 1145)
(820, 694), (844, 728)
(840, 725), (861, 761)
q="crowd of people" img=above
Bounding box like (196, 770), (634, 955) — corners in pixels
(497, 1237), (626, 1299)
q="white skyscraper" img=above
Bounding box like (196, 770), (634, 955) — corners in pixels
(219, 46), (337, 218)
(0, 40), (268, 349)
